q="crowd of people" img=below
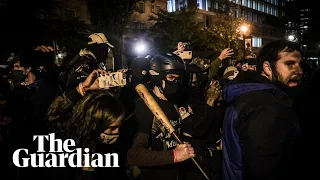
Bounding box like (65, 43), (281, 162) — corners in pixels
(0, 32), (318, 180)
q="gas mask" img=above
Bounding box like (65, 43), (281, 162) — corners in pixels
(11, 70), (26, 82)
(99, 133), (119, 145)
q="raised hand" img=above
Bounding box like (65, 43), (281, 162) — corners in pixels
(218, 48), (234, 61)
(173, 42), (185, 55)
(82, 69), (110, 91)
(206, 80), (222, 107)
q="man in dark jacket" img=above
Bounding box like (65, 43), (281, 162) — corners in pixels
(222, 40), (303, 180)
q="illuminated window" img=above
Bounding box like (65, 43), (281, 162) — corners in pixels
(248, 0), (252, 8)
(167, 0), (176, 12)
(242, 0), (248, 6)
(197, 0), (203, 10)
(206, 0), (210, 10)
(253, 0), (257, 9)
(252, 37), (262, 47)
(258, 2), (263, 11)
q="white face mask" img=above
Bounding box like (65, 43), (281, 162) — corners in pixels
(99, 133), (119, 144)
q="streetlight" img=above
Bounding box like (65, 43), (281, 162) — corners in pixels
(240, 25), (248, 33)
(288, 35), (295, 41)
(240, 25), (249, 58)
(134, 41), (148, 57)
(287, 34), (296, 42)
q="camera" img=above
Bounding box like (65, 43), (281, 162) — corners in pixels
(182, 42), (190, 48)
(177, 42), (192, 60)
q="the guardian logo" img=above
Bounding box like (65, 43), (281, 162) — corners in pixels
(12, 133), (119, 168)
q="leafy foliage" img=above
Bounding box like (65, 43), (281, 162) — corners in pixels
(148, 8), (202, 53)
(85, 0), (137, 31)
(38, 18), (93, 55)
(148, 0), (248, 58)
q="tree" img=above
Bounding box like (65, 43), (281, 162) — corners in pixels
(148, 8), (204, 53)
(208, 0), (248, 58)
(85, 0), (138, 69)
(147, 0), (248, 59)
(38, 18), (93, 56)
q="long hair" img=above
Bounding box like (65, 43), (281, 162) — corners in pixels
(63, 90), (124, 151)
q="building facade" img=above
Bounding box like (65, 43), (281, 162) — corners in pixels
(126, 0), (167, 37)
(284, 0), (300, 43)
(284, 0), (319, 65)
(54, 0), (91, 23)
(234, 0), (286, 53)
(167, 0), (287, 53)
(123, 0), (167, 66)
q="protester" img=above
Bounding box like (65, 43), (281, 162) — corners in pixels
(222, 40), (303, 180)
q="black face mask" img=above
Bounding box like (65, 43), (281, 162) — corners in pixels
(87, 43), (109, 64)
(163, 80), (183, 103)
(11, 70), (26, 82)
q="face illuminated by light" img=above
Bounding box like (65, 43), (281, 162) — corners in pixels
(270, 50), (303, 87)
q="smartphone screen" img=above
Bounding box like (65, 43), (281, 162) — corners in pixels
(98, 72), (127, 88)
(177, 51), (192, 60)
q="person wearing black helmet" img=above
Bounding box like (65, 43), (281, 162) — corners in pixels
(127, 53), (195, 180)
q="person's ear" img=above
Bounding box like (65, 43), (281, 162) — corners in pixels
(263, 61), (272, 77)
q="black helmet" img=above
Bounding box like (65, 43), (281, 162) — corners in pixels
(150, 53), (186, 74)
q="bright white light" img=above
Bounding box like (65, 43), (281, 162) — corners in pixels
(135, 42), (147, 54)
(288, 35), (295, 41)
(240, 25), (248, 33)
(57, 53), (63, 58)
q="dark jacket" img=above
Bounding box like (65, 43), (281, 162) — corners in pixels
(221, 72), (300, 180)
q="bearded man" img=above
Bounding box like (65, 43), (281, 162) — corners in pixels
(221, 40), (303, 180)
